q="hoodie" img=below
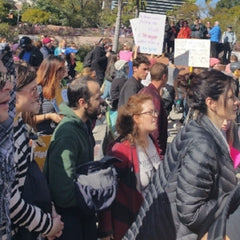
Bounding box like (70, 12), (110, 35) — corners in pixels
(44, 102), (95, 208)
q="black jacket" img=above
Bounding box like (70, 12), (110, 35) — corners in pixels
(124, 115), (238, 240)
(91, 45), (108, 85)
(159, 115), (237, 239)
(19, 47), (43, 67)
(118, 76), (143, 108)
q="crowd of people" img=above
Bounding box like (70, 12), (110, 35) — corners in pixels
(0, 18), (240, 240)
(163, 17), (237, 64)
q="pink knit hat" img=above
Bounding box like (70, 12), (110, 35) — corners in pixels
(210, 58), (220, 67)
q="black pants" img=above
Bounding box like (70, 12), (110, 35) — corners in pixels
(210, 41), (219, 58)
(223, 42), (232, 64)
(56, 206), (97, 240)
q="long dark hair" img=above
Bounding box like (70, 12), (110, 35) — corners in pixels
(187, 69), (236, 115)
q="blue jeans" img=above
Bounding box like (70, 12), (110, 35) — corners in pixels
(102, 80), (112, 99)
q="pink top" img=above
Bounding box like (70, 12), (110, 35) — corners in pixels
(230, 146), (240, 169)
(119, 50), (132, 62)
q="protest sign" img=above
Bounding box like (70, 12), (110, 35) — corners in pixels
(34, 135), (52, 170)
(174, 39), (210, 68)
(130, 18), (140, 45)
(130, 13), (166, 55)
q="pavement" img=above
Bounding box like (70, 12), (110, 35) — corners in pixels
(93, 109), (183, 160)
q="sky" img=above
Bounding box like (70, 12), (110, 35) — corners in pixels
(195, 0), (220, 8)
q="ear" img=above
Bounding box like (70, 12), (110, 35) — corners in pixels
(78, 98), (88, 108)
(205, 97), (217, 112)
(133, 66), (137, 72)
(133, 114), (140, 124)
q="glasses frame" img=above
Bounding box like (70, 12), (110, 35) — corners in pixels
(137, 109), (159, 117)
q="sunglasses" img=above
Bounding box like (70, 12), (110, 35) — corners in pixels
(0, 73), (14, 90)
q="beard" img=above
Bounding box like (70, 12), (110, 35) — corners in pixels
(84, 106), (100, 120)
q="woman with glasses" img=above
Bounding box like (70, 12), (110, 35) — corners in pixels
(10, 63), (64, 239)
(34, 55), (67, 135)
(98, 93), (162, 240)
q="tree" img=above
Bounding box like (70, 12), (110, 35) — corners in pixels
(112, 0), (123, 52)
(21, 8), (50, 24)
(167, 2), (199, 22)
(216, 0), (240, 9)
(0, 0), (14, 23)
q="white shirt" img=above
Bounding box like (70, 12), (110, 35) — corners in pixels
(137, 137), (161, 191)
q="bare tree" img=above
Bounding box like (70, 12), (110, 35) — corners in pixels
(112, 0), (123, 53)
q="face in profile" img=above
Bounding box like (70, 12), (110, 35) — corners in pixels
(134, 63), (149, 81)
(85, 81), (102, 119)
(134, 99), (158, 134)
(16, 80), (40, 114)
(215, 89), (239, 122)
(0, 75), (13, 123)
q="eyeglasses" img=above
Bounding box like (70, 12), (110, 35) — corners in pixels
(0, 73), (14, 90)
(137, 110), (159, 116)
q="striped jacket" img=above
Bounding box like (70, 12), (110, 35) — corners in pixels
(9, 118), (53, 238)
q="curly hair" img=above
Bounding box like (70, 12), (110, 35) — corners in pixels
(116, 93), (153, 147)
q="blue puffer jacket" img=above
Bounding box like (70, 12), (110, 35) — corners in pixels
(159, 115), (237, 239)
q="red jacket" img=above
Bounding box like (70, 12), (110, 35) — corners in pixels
(177, 26), (191, 39)
(98, 139), (161, 240)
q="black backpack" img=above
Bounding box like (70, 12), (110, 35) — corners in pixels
(74, 155), (121, 216)
(83, 48), (95, 68)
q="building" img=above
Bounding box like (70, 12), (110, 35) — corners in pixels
(145, 0), (184, 15)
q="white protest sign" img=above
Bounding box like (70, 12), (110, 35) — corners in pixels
(174, 39), (210, 68)
(131, 13), (165, 55)
(130, 18), (140, 45)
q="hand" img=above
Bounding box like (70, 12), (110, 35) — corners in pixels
(46, 214), (64, 239)
(106, 51), (111, 58)
(201, 233), (230, 240)
(51, 203), (58, 218)
(47, 113), (62, 124)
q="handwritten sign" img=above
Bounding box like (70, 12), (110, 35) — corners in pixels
(34, 135), (52, 170)
(174, 39), (210, 68)
(130, 13), (166, 55)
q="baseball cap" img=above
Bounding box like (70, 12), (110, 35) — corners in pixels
(227, 25), (232, 28)
(230, 62), (240, 73)
(20, 36), (32, 48)
(42, 37), (52, 45)
(114, 60), (127, 71)
(65, 47), (78, 55)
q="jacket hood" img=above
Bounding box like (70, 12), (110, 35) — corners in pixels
(59, 102), (85, 126)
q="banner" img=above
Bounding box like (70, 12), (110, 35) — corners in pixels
(174, 39), (210, 68)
